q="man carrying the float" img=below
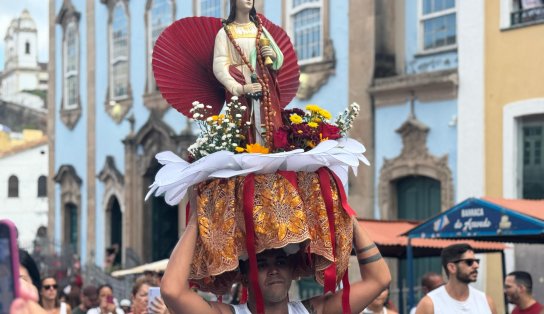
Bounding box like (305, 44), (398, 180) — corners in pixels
(161, 212), (391, 314)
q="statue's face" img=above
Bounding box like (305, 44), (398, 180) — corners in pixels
(236, 0), (254, 11)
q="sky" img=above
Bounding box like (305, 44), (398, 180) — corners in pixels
(0, 0), (49, 71)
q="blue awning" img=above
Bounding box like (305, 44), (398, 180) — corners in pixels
(404, 197), (544, 243)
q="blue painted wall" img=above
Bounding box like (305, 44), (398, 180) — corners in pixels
(54, 0), (89, 261)
(263, 1), (349, 115)
(373, 1), (459, 217)
(404, 0), (457, 74)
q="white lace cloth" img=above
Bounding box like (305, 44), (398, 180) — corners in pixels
(146, 138), (370, 205)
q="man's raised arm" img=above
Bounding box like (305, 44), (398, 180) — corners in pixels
(314, 217), (392, 314)
(160, 205), (229, 314)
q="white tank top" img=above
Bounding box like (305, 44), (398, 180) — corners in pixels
(427, 285), (491, 314)
(231, 301), (309, 314)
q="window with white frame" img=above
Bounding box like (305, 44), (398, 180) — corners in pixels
(64, 21), (79, 110)
(521, 115), (544, 199)
(289, 0), (323, 64)
(110, 1), (129, 100)
(147, 0), (173, 93)
(420, 0), (456, 51)
(198, 0), (224, 18)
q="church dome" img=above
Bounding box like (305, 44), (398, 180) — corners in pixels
(17, 9), (37, 31)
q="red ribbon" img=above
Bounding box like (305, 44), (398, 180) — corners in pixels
(241, 286), (248, 304)
(341, 271), (352, 314)
(327, 169), (356, 217)
(242, 173), (265, 314)
(185, 201), (191, 227)
(277, 170), (299, 190)
(317, 168), (337, 295)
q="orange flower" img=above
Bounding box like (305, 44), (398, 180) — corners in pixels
(245, 143), (270, 154)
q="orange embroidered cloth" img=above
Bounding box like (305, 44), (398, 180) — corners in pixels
(188, 171), (353, 294)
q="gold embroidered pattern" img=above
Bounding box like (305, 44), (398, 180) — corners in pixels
(188, 171), (353, 294)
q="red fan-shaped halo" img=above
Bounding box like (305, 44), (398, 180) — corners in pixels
(152, 15), (300, 118)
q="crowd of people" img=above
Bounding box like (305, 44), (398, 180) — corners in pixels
(12, 248), (170, 314)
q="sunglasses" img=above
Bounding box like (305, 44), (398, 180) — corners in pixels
(452, 258), (480, 267)
(43, 284), (58, 290)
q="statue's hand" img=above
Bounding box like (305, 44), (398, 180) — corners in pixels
(236, 83), (262, 96)
(260, 46), (276, 61)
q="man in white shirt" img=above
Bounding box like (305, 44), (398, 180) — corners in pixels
(415, 243), (497, 314)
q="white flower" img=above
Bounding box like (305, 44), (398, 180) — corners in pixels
(189, 118), (194, 122)
(206, 105), (212, 109)
(240, 106), (247, 110)
(235, 114), (242, 118)
(206, 117), (213, 122)
(232, 143), (238, 147)
(192, 101), (199, 106)
(193, 113), (200, 119)
(231, 96), (239, 101)
(229, 123), (236, 128)
(197, 103), (205, 109)
(224, 118), (230, 122)
(246, 121), (251, 125)
(227, 134), (232, 138)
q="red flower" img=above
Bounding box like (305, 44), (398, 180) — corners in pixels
(273, 128), (289, 149)
(320, 124), (341, 140)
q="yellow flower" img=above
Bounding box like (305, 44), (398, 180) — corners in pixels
(320, 133), (328, 142)
(245, 143), (270, 154)
(319, 109), (332, 120)
(289, 113), (303, 124)
(235, 147), (245, 153)
(306, 140), (316, 148)
(211, 115), (219, 121)
(312, 118), (322, 123)
(297, 130), (303, 134)
(306, 104), (321, 113)
(308, 122), (318, 128)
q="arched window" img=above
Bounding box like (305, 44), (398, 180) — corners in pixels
(288, 0), (323, 64)
(64, 21), (79, 109)
(147, 0), (174, 93)
(25, 41), (30, 54)
(8, 175), (19, 198)
(37, 175), (47, 197)
(198, 0), (224, 17)
(111, 1), (129, 100)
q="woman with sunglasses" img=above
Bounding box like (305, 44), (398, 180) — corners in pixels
(40, 276), (72, 314)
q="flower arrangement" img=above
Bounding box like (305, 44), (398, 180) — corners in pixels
(188, 100), (360, 160)
(273, 103), (360, 152)
(188, 96), (252, 160)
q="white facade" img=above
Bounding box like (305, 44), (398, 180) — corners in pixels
(0, 9), (47, 98)
(0, 141), (48, 249)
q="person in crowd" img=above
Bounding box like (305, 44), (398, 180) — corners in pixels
(504, 271), (544, 314)
(39, 276), (72, 314)
(362, 287), (399, 314)
(104, 244), (119, 273)
(161, 211), (391, 314)
(130, 276), (169, 314)
(86, 284), (124, 314)
(119, 299), (131, 313)
(11, 249), (48, 313)
(72, 285), (99, 314)
(416, 243), (497, 314)
(410, 272), (445, 314)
